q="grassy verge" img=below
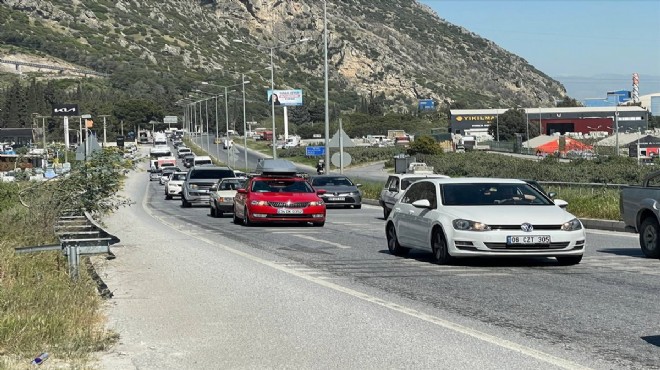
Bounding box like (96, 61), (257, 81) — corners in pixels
(0, 148), (132, 366)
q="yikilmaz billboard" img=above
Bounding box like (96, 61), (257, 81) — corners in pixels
(267, 89), (303, 106)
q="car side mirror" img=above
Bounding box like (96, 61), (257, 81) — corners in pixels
(356, 184), (362, 188)
(554, 199), (568, 209)
(236, 188), (247, 194)
(412, 199), (432, 209)
(317, 189), (327, 195)
(547, 192), (557, 199)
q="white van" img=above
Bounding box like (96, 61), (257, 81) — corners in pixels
(193, 156), (213, 167)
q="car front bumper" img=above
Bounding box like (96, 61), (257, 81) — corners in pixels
(448, 229), (586, 258)
(247, 204), (326, 223)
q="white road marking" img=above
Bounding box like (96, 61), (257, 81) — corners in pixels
(292, 234), (352, 249)
(142, 182), (591, 370)
(586, 229), (637, 238)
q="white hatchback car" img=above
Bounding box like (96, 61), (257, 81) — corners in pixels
(385, 178), (586, 265)
(164, 171), (188, 200)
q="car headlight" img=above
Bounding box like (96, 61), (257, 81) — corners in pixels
(251, 200), (268, 206)
(190, 184), (198, 189)
(351, 191), (361, 196)
(452, 219), (491, 231)
(309, 200), (324, 206)
(561, 218), (582, 231)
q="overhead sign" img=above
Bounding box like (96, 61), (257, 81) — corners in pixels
(52, 104), (79, 116)
(305, 146), (326, 156)
(164, 116), (178, 124)
(267, 89), (303, 106)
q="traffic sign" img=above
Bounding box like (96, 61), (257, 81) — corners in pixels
(331, 152), (352, 167)
(164, 116), (178, 124)
(305, 146), (326, 156)
(329, 129), (355, 148)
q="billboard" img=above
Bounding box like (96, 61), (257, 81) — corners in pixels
(267, 89), (303, 106)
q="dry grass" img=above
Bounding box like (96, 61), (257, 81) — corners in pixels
(0, 186), (118, 366)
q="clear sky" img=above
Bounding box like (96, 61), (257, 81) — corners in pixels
(419, 0), (660, 79)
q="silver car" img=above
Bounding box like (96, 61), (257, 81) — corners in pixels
(310, 175), (362, 209)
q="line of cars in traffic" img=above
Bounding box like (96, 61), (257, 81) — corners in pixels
(151, 144), (585, 265)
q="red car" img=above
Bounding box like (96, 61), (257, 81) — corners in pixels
(233, 174), (326, 226)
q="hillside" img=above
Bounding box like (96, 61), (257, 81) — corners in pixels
(0, 0), (566, 120)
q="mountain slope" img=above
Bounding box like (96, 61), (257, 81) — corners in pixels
(0, 0), (566, 110)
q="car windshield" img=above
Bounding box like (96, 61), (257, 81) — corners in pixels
(441, 183), (552, 206)
(218, 179), (247, 190)
(190, 169), (235, 179)
(251, 179), (314, 193)
(312, 176), (354, 187)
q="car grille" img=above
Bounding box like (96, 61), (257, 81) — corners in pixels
(268, 201), (310, 208)
(484, 242), (570, 250)
(489, 224), (563, 230)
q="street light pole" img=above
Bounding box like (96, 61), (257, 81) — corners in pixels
(215, 96), (220, 163)
(242, 73), (248, 171)
(270, 47), (276, 158)
(323, 0), (330, 173)
(496, 110), (500, 142)
(233, 38), (311, 159)
(525, 108), (529, 153)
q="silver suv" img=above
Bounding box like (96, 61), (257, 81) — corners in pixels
(379, 174), (449, 219)
(182, 166), (235, 207)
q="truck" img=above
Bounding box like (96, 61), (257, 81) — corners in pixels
(620, 170), (660, 258)
(260, 130), (273, 141)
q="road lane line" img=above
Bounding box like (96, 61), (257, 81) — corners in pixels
(142, 182), (591, 370)
(292, 234), (352, 249)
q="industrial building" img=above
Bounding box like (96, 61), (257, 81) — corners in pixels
(450, 106), (649, 138)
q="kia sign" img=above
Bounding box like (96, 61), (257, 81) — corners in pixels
(52, 104), (79, 116)
(267, 89), (303, 107)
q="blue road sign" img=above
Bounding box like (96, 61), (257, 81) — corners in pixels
(306, 146), (325, 156)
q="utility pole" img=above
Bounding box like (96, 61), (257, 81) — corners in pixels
(99, 115), (111, 147)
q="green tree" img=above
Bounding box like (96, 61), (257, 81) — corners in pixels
(490, 108), (527, 141)
(112, 99), (163, 128)
(289, 106), (311, 125)
(407, 135), (443, 155)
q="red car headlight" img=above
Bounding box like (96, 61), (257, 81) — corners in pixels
(309, 200), (324, 206)
(251, 200), (268, 206)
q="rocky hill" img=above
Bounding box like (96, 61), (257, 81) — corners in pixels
(0, 0), (565, 110)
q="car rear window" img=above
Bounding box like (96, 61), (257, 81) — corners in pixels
(312, 177), (353, 186)
(190, 169), (235, 179)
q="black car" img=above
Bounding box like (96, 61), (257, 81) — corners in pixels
(309, 175), (362, 209)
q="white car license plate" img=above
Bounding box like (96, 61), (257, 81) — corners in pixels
(328, 197), (345, 201)
(277, 208), (303, 214)
(507, 235), (551, 245)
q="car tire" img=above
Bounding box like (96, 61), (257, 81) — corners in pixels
(639, 217), (660, 258)
(556, 255), (583, 265)
(431, 228), (452, 264)
(386, 223), (409, 256)
(233, 211), (242, 224)
(210, 206), (216, 217)
(313, 221), (325, 227)
(383, 206), (391, 219)
(354, 204), (362, 209)
(217, 211), (224, 218)
(165, 194), (172, 200)
(243, 207), (252, 226)
(182, 197), (191, 208)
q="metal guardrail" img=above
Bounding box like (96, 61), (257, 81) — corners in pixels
(14, 211), (119, 280)
(538, 181), (628, 190)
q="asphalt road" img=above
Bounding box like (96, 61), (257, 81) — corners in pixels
(96, 145), (660, 369)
